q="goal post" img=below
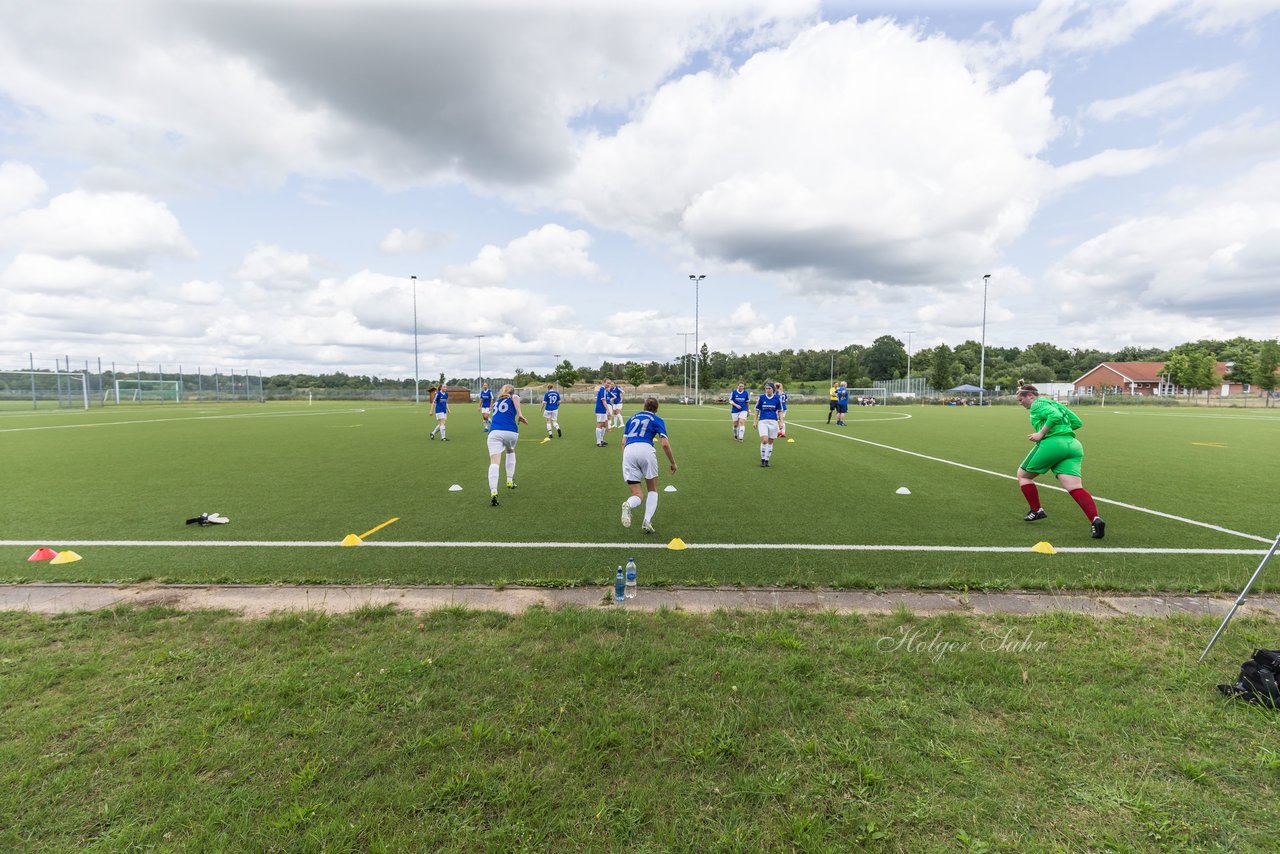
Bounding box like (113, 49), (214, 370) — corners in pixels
(112, 379), (183, 404)
(0, 370), (89, 410)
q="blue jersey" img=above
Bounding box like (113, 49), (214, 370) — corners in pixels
(433, 389), (448, 413)
(779, 392), (789, 412)
(730, 388), (750, 413)
(608, 386), (622, 405)
(490, 395), (520, 432)
(543, 390), (561, 411)
(756, 393), (781, 421)
(480, 388), (493, 408)
(595, 385), (609, 414)
(623, 411), (666, 447)
(836, 387), (849, 406)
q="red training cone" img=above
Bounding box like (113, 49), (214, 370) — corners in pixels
(28, 548), (58, 562)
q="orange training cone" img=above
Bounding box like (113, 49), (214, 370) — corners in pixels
(28, 548), (58, 562)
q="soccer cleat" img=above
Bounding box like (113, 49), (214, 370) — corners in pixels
(430, 433), (435, 440)
(490, 492), (500, 507)
(620, 501), (632, 528)
(641, 523), (656, 535)
(557, 428), (562, 437)
(1023, 508), (1047, 522)
(506, 479), (517, 490)
(441, 437), (449, 442)
(1091, 516), (1106, 539)
(760, 459), (767, 467)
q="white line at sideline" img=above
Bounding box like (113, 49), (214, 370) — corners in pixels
(791, 422), (1274, 544)
(0, 540), (1264, 555)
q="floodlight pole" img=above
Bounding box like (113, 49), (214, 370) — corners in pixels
(677, 332), (694, 404)
(689, 274), (705, 404)
(411, 275), (420, 405)
(979, 274), (991, 405)
(475, 335), (485, 390)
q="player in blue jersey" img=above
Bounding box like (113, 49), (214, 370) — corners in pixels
(594, 378), (613, 446)
(619, 397), (677, 534)
(608, 383), (625, 428)
(485, 384), (528, 506)
(729, 382), (750, 442)
(776, 382), (789, 438)
(429, 385), (450, 441)
(753, 382), (782, 466)
(541, 383), (562, 438)
(478, 382), (494, 432)
(835, 381), (849, 426)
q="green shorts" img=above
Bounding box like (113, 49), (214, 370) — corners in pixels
(1019, 435), (1083, 478)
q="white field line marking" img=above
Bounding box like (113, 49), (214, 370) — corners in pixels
(665, 413), (912, 424)
(0, 408), (369, 433)
(791, 422), (1274, 544)
(0, 539), (1264, 555)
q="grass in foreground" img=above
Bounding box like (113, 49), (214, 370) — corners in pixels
(2, 606), (1278, 851)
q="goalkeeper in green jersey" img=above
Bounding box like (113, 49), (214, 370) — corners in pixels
(1015, 384), (1105, 539)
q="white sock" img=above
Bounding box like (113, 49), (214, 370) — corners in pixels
(430, 424), (438, 437)
(488, 464), (499, 492)
(505, 454), (516, 480)
(596, 427), (604, 443)
(553, 420), (560, 430)
(765, 444), (773, 460)
(644, 492), (658, 526)
(626, 495), (642, 509)
(440, 426), (446, 440)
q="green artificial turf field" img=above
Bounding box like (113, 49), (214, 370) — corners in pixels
(3, 400), (1278, 590)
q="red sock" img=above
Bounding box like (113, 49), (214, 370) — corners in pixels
(1020, 483), (1040, 511)
(1069, 488), (1098, 520)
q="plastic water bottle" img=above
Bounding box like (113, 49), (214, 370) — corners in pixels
(625, 557), (637, 599)
(614, 566), (625, 603)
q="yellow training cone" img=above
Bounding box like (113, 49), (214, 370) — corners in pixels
(786, 438), (795, 443)
(1031, 541), (1056, 555)
(49, 550), (82, 564)
(667, 537), (688, 551)
(340, 534), (363, 547)
(540, 437), (552, 444)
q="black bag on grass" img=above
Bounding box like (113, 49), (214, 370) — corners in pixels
(1218, 649), (1280, 708)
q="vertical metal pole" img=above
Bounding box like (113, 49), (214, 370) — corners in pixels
(29, 353), (36, 409)
(979, 274), (990, 405)
(411, 275), (420, 405)
(689, 274), (705, 404)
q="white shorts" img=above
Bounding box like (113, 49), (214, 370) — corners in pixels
(758, 420), (779, 440)
(486, 430), (518, 455)
(480, 407), (491, 416)
(622, 442), (658, 482)
(435, 412), (448, 421)
(544, 410), (559, 421)
(732, 410), (747, 423)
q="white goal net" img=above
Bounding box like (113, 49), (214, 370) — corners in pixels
(0, 370), (89, 410)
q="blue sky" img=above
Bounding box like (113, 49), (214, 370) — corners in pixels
(2, 0), (1278, 380)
